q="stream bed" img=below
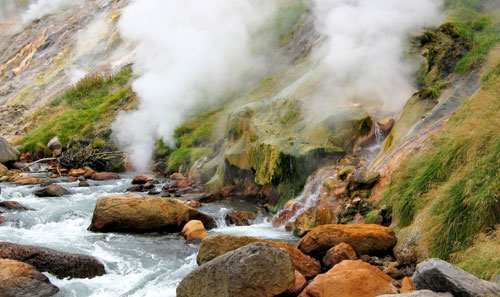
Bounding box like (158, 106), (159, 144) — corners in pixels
(0, 174), (296, 297)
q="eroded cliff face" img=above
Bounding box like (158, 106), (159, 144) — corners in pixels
(0, 0), (134, 140)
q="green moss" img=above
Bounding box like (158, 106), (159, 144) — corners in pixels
(167, 148), (193, 173)
(249, 143), (282, 185)
(382, 53), (500, 260)
(19, 68), (133, 154)
(365, 210), (380, 224)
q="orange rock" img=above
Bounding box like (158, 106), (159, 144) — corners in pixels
(271, 241), (322, 278)
(132, 175), (154, 185)
(11, 176), (41, 185)
(298, 260), (397, 297)
(170, 172), (185, 180)
(283, 270), (307, 296)
(180, 220), (207, 243)
(293, 207), (336, 237)
(91, 172), (119, 181)
(69, 168), (86, 177)
(401, 277), (415, 293)
(173, 178), (194, 188)
(322, 242), (357, 268)
(295, 224), (396, 257)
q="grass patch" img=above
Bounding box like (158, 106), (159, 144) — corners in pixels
(382, 49), (500, 260)
(19, 67), (133, 153)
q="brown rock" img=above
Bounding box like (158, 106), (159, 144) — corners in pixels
(384, 262), (402, 279)
(197, 234), (321, 278)
(401, 277), (416, 293)
(0, 258), (59, 297)
(88, 194), (215, 233)
(173, 178), (194, 188)
(293, 207), (335, 237)
(0, 201), (34, 211)
(0, 242), (105, 279)
(177, 242), (295, 297)
(295, 224), (396, 258)
(0, 216), (4, 225)
(281, 270), (307, 296)
(34, 184), (69, 197)
(185, 200), (201, 208)
(378, 118), (395, 134)
(12, 176), (42, 185)
(91, 172), (119, 181)
(170, 172), (185, 180)
(298, 260), (397, 297)
(225, 210), (256, 226)
(0, 163), (8, 176)
(180, 220), (207, 243)
(69, 168), (86, 177)
(322, 242), (357, 268)
(132, 175), (154, 185)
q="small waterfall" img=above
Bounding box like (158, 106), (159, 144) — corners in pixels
(374, 122), (385, 144)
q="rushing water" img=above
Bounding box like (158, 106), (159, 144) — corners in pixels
(0, 174), (296, 297)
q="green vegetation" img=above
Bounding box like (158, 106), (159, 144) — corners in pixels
(165, 108), (223, 173)
(270, 0), (309, 47)
(19, 67), (133, 153)
(382, 50), (500, 261)
(447, 3), (500, 73)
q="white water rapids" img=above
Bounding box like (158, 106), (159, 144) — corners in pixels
(0, 174), (295, 297)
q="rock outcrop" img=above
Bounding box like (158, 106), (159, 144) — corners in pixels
(0, 242), (105, 279)
(298, 260), (398, 297)
(177, 242), (295, 297)
(0, 137), (20, 164)
(0, 258), (59, 297)
(413, 258), (500, 297)
(197, 234), (321, 278)
(295, 224), (396, 258)
(88, 194), (215, 233)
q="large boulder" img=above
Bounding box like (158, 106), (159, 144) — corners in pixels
(88, 194), (216, 233)
(177, 242), (295, 297)
(197, 234), (321, 278)
(413, 258), (500, 297)
(180, 220), (207, 243)
(378, 291), (453, 297)
(34, 184), (69, 197)
(295, 224), (396, 258)
(298, 260), (398, 297)
(0, 137), (20, 164)
(0, 242), (105, 279)
(0, 258), (59, 297)
(293, 207), (335, 237)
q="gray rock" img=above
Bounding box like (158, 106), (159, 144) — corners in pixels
(413, 258), (500, 297)
(0, 242), (106, 279)
(0, 137), (20, 164)
(377, 290), (454, 296)
(47, 136), (62, 152)
(177, 242), (295, 297)
(34, 184), (69, 197)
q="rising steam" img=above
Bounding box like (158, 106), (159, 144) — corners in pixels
(309, 0), (443, 115)
(22, 0), (79, 23)
(112, 0), (276, 171)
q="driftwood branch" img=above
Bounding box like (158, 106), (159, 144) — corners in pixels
(21, 158), (58, 171)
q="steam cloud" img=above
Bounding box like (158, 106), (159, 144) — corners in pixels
(22, 0), (79, 23)
(112, 0), (276, 171)
(310, 0), (443, 115)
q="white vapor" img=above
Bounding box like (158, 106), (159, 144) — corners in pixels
(22, 0), (79, 23)
(112, 0), (276, 171)
(310, 0), (443, 115)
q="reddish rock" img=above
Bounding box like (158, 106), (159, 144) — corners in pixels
(225, 210), (256, 226)
(63, 176), (78, 182)
(11, 176), (42, 185)
(298, 260), (397, 297)
(401, 277), (416, 293)
(34, 184), (69, 197)
(91, 172), (119, 181)
(69, 168), (86, 177)
(132, 175), (154, 185)
(293, 207), (335, 237)
(170, 172), (185, 180)
(350, 213), (365, 224)
(0, 259), (59, 297)
(295, 224), (396, 258)
(0, 201), (34, 211)
(173, 178), (194, 188)
(282, 270), (307, 296)
(322, 242), (357, 268)
(180, 220), (207, 243)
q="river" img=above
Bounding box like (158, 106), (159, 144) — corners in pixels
(0, 173), (296, 297)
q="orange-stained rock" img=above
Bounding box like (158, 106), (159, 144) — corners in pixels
(170, 172), (185, 180)
(69, 168), (86, 177)
(295, 224), (396, 257)
(401, 277), (415, 293)
(132, 175), (154, 185)
(173, 178), (194, 188)
(298, 260), (397, 297)
(197, 234), (321, 278)
(293, 207), (335, 237)
(180, 220), (207, 243)
(11, 176), (42, 185)
(322, 242), (357, 268)
(283, 270), (307, 296)
(91, 172), (119, 181)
